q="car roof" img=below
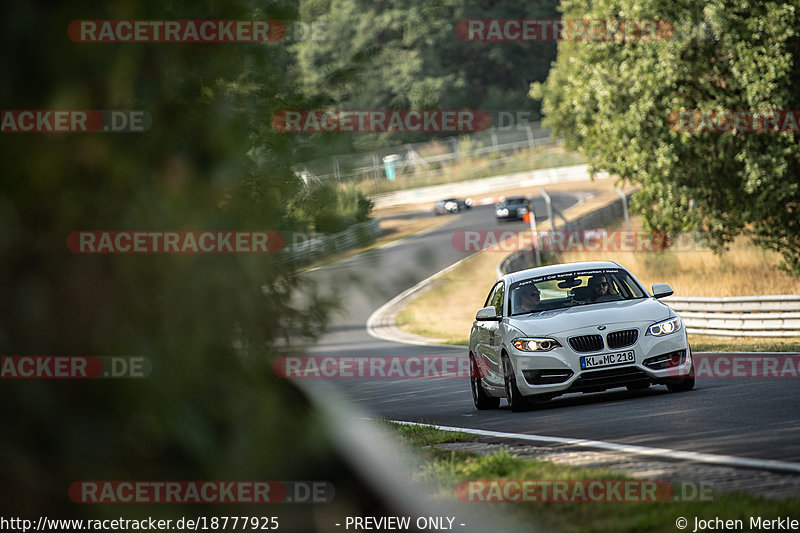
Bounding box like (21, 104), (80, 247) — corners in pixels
(501, 196), (527, 203)
(502, 261), (625, 285)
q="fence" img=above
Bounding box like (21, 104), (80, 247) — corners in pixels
(294, 122), (554, 187)
(276, 220), (381, 266)
(665, 296), (800, 337)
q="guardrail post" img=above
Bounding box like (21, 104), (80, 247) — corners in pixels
(616, 187), (631, 235)
(372, 153), (380, 181)
(528, 202), (541, 267)
(541, 188), (555, 231)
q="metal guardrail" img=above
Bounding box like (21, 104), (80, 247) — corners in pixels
(277, 220), (381, 265)
(665, 296), (800, 337)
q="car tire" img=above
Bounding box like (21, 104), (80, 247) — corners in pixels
(503, 355), (530, 412)
(667, 365), (695, 392)
(470, 355), (500, 410)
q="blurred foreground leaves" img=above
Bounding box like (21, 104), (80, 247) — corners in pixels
(0, 0), (357, 520)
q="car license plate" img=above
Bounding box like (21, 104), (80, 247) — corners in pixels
(580, 350), (635, 370)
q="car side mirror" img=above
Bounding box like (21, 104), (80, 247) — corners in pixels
(651, 283), (674, 299)
(476, 306), (501, 321)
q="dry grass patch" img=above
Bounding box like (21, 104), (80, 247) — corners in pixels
(357, 145), (586, 196)
(397, 250), (501, 344)
(559, 218), (800, 297)
(397, 212), (800, 348)
(689, 335), (800, 353)
(300, 215), (452, 271)
(377, 216), (452, 241)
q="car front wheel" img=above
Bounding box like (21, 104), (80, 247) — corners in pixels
(503, 355), (529, 412)
(667, 365), (695, 392)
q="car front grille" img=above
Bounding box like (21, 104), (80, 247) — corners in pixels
(568, 334), (604, 353)
(607, 329), (639, 349)
(568, 367), (650, 393)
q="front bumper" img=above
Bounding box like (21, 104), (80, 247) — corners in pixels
(509, 327), (692, 398)
(495, 210), (525, 221)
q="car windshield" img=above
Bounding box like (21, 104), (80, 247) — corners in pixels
(500, 198), (526, 207)
(508, 268), (647, 316)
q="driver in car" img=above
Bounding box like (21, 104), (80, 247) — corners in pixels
(517, 286), (542, 312)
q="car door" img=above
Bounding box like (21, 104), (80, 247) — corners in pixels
(473, 282), (498, 361)
(475, 281), (505, 387)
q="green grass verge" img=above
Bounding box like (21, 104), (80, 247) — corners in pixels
(384, 422), (800, 533)
(383, 420), (478, 447)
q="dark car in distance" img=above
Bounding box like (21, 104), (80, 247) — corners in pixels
(494, 196), (530, 222)
(433, 197), (472, 215)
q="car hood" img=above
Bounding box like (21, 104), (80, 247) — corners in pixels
(507, 298), (673, 336)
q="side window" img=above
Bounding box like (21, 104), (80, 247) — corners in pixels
(484, 281), (505, 316)
(491, 283), (505, 316)
(484, 282), (498, 307)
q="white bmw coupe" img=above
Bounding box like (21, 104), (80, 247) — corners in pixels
(469, 261), (694, 411)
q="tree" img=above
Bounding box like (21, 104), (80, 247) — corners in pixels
(0, 0), (351, 524)
(531, 0), (800, 272)
(292, 0), (559, 150)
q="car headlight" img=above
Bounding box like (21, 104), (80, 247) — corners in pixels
(496, 208), (508, 216)
(647, 316), (682, 336)
(512, 338), (561, 352)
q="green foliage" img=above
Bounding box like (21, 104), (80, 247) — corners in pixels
(287, 182), (373, 234)
(0, 0), (348, 519)
(292, 0), (559, 151)
(533, 0), (800, 273)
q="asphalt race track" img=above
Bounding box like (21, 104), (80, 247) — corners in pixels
(298, 194), (800, 465)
